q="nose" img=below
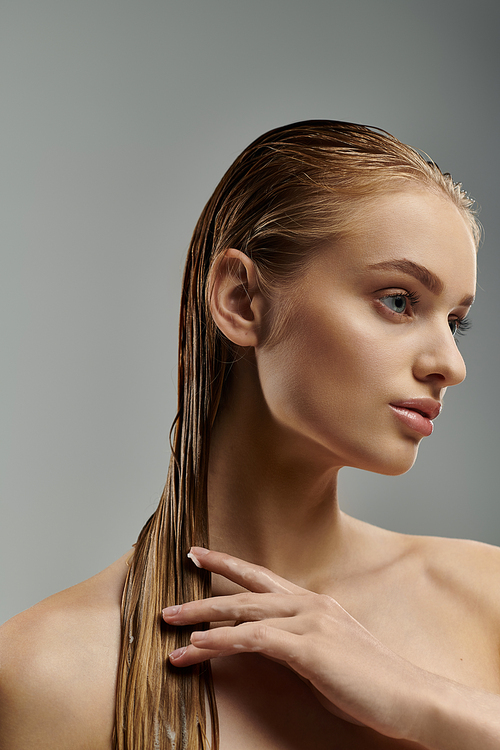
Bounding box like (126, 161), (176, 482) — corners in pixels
(413, 325), (467, 388)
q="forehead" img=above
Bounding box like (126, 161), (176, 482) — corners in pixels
(322, 190), (477, 295)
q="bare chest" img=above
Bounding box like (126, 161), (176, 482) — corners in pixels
(211, 588), (500, 750)
(212, 653), (426, 750)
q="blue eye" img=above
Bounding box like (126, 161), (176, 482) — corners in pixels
(379, 294), (410, 314)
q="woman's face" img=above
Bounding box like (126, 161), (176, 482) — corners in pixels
(254, 189), (477, 476)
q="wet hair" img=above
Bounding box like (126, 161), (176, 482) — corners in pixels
(113, 120), (479, 749)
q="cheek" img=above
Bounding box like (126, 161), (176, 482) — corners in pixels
(256, 307), (389, 429)
(295, 304), (388, 383)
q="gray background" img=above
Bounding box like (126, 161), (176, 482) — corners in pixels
(2, 0), (500, 625)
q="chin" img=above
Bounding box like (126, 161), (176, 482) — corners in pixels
(375, 460), (417, 477)
(376, 452), (420, 477)
(347, 442), (420, 477)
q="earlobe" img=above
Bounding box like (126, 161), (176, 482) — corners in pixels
(209, 248), (264, 347)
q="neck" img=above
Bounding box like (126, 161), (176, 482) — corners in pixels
(207, 361), (352, 593)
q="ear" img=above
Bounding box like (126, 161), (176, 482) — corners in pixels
(209, 248), (266, 347)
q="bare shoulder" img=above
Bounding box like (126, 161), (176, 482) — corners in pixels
(346, 514), (500, 621)
(410, 533), (500, 620)
(0, 552), (131, 750)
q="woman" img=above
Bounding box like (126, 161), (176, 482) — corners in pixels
(1, 120), (499, 750)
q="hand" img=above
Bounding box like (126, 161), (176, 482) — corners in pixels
(162, 547), (422, 742)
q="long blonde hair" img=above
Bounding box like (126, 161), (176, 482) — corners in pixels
(113, 120), (480, 749)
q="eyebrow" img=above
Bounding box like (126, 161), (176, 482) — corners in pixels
(366, 259), (475, 307)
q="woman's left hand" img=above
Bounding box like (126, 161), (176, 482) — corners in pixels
(162, 547), (424, 742)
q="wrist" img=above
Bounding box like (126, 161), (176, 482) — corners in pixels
(403, 668), (500, 750)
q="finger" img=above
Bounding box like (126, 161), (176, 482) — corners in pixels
(162, 592), (302, 626)
(188, 547), (307, 595)
(169, 644), (222, 666)
(192, 623), (299, 662)
(169, 623), (301, 668)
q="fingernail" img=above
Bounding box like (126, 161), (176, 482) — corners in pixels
(169, 646), (187, 660)
(162, 605), (181, 618)
(191, 630), (208, 642)
(187, 547), (209, 568)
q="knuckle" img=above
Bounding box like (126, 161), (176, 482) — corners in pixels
(237, 594), (262, 619)
(252, 623), (269, 644)
(306, 594), (337, 629)
(238, 592), (254, 606)
(317, 593), (334, 610)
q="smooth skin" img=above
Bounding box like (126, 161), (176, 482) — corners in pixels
(166, 547), (500, 749)
(2, 189), (500, 749)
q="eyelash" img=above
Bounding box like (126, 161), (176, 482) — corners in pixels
(378, 291), (472, 338)
(452, 315), (472, 338)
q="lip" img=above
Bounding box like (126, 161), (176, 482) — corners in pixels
(389, 399), (442, 437)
